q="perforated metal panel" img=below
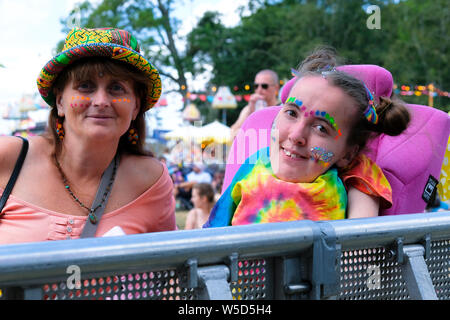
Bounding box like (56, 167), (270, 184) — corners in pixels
(339, 247), (410, 300)
(1, 258), (272, 300)
(339, 240), (450, 300)
(427, 240), (450, 299)
(231, 258), (272, 300)
(41, 270), (196, 300)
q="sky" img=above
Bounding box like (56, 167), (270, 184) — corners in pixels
(0, 0), (249, 105)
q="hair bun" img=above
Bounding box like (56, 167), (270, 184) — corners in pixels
(375, 96), (410, 136)
(298, 46), (338, 73)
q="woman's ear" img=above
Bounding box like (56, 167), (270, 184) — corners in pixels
(132, 99), (140, 121)
(54, 90), (65, 117)
(336, 144), (359, 168)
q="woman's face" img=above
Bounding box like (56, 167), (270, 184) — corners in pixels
(270, 75), (358, 183)
(56, 72), (139, 143)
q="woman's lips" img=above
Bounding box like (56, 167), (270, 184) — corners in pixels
(280, 147), (309, 160)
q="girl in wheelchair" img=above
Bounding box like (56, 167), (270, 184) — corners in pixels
(205, 48), (410, 227)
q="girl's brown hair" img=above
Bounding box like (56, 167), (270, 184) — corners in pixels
(295, 47), (410, 153)
(43, 57), (153, 157)
(193, 183), (215, 204)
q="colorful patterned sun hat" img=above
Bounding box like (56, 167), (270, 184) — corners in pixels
(37, 27), (162, 111)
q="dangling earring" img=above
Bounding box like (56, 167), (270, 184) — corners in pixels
(56, 117), (65, 141)
(128, 124), (139, 145)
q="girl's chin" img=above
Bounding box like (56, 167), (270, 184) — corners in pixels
(273, 165), (320, 183)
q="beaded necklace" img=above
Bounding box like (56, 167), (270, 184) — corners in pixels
(54, 155), (117, 224)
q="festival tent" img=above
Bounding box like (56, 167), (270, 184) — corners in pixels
(163, 125), (202, 142)
(197, 120), (231, 144)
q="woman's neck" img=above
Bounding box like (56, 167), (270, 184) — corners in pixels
(57, 135), (119, 180)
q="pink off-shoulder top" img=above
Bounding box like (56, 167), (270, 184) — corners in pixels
(0, 165), (176, 245)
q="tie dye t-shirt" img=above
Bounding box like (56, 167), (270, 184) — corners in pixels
(204, 147), (392, 228)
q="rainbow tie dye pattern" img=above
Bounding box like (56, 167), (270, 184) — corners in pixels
(204, 147), (347, 227)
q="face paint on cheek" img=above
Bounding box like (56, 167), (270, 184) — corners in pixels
(70, 96), (91, 108)
(310, 146), (334, 167)
(112, 98), (132, 103)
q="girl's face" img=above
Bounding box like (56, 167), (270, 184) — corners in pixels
(191, 188), (205, 208)
(56, 72), (139, 143)
(270, 75), (358, 183)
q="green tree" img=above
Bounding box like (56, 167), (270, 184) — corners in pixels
(186, 0), (449, 114)
(62, 0), (192, 102)
(382, 0), (449, 109)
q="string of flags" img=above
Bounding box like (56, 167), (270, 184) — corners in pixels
(180, 83), (449, 103)
(393, 84), (449, 98)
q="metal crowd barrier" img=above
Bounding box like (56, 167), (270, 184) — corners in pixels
(0, 211), (449, 300)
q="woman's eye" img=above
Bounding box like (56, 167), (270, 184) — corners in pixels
(77, 82), (94, 91)
(110, 83), (126, 93)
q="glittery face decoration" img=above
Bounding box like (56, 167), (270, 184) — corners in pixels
(286, 96), (342, 140)
(112, 98), (131, 103)
(310, 146), (334, 167)
(70, 96), (90, 108)
(286, 97), (303, 108)
(70, 96), (131, 108)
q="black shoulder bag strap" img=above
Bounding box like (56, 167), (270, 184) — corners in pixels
(80, 154), (120, 238)
(0, 137), (29, 215)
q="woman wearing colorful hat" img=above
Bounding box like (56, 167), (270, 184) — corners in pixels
(0, 28), (176, 244)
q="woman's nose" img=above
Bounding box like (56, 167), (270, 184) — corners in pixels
(288, 121), (308, 146)
(91, 88), (110, 108)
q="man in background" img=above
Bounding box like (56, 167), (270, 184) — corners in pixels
(230, 69), (280, 140)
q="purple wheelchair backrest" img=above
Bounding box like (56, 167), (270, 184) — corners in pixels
(223, 65), (450, 215)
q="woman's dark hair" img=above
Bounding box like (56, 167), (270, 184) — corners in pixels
(294, 47), (411, 153)
(43, 57), (153, 158)
(193, 183), (215, 204)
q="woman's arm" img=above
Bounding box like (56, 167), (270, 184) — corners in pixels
(347, 186), (380, 219)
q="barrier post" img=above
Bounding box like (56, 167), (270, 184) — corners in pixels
(402, 245), (438, 300)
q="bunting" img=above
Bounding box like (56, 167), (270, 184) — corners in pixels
(181, 83), (449, 104)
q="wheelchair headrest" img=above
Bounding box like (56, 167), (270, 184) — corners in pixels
(280, 64), (394, 104)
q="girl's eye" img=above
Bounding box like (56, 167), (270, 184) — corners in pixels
(284, 107), (298, 118)
(314, 124), (329, 134)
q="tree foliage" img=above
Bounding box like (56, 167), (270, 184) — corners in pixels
(60, 0), (191, 98)
(186, 0), (449, 119)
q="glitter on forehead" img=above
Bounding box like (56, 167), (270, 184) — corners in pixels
(287, 96), (341, 138)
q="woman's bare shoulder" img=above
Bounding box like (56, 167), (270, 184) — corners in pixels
(120, 154), (164, 189)
(0, 136), (26, 178)
(0, 136), (51, 185)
